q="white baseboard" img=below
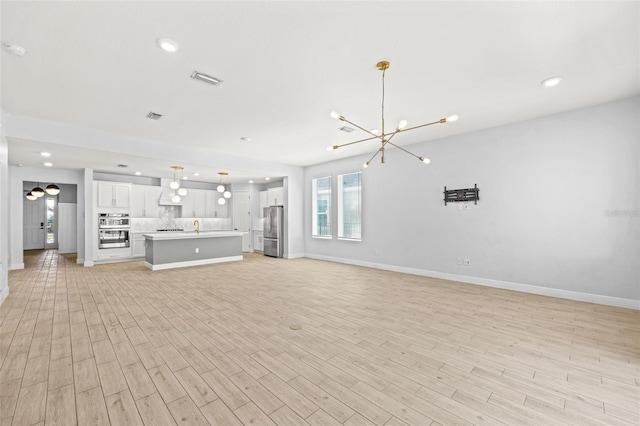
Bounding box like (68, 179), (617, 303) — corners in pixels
(145, 255), (243, 271)
(76, 258), (84, 264)
(0, 286), (8, 305)
(83, 260), (94, 267)
(9, 263), (24, 270)
(285, 252), (305, 259)
(304, 254), (640, 310)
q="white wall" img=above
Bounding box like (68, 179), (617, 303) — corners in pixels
(304, 97), (640, 308)
(0, 110), (9, 304)
(9, 166), (86, 269)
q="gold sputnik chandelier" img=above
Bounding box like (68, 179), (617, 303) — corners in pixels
(327, 61), (458, 168)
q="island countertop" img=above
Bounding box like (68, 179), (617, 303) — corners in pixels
(143, 231), (246, 240)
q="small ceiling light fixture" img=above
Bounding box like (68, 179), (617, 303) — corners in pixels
(265, 177), (271, 181)
(134, 171), (142, 176)
(31, 184), (45, 198)
(328, 61), (458, 168)
(216, 172), (231, 204)
(157, 38), (179, 53)
(249, 180), (254, 184)
(191, 71), (223, 86)
(4, 42), (26, 56)
(43, 162), (53, 167)
(25, 192), (37, 201)
(240, 137), (251, 142)
(541, 76), (562, 87)
(45, 184), (61, 195)
(40, 152), (51, 157)
(192, 172), (199, 177)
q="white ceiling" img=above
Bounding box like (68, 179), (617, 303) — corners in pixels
(2, 1), (638, 182)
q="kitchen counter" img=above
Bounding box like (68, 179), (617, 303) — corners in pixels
(144, 231), (244, 270)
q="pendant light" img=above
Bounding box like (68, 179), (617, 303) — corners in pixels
(217, 172), (231, 205)
(45, 184), (61, 195)
(177, 167), (188, 196)
(25, 191), (37, 201)
(31, 185), (45, 197)
(169, 165), (182, 190)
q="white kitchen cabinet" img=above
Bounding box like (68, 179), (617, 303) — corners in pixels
(253, 230), (263, 252)
(131, 185), (161, 218)
(205, 191), (227, 218)
(96, 182), (131, 209)
(181, 189), (207, 218)
(267, 187), (284, 206)
(259, 191), (268, 217)
(132, 233), (145, 257)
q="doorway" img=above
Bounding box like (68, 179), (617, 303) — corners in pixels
(232, 190), (251, 252)
(23, 193), (58, 250)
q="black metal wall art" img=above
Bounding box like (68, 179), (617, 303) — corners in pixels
(444, 184), (479, 205)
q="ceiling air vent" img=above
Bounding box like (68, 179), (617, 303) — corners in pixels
(146, 112), (162, 120)
(191, 71), (223, 86)
(339, 126), (355, 133)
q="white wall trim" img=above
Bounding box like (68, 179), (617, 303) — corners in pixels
(285, 252), (305, 259)
(0, 286), (8, 305)
(9, 263), (24, 270)
(83, 260), (94, 267)
(304, 253), (640, 311)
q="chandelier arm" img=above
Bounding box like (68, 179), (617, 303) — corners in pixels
(384, 140), (424, 161)
(333, 135), (380, 149)
(340, 117), (385, 140)
(395, 119), (446, 134)
(365, 147), (384, 165)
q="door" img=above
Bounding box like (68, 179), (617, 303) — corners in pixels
(232, 190), (251, 252)
(24, 196), (45, 250)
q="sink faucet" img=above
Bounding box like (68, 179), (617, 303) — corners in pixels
(193, 219), (200, 234)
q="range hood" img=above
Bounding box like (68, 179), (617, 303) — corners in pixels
(158, 178), (183, 205)
(158, 190), (183, 206)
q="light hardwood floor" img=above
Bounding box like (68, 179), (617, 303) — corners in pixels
(0, 250), (638, 425)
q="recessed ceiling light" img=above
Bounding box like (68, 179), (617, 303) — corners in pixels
(265, 177), (271, 181)
(134, 171), (142, 176)
(40, 152), (51, 157)
(157, 38), (179, 53)
(541, 76), (562, 87)
(192, 172), (199, 177)
(249, 180), (254, 184)
(4, 43), (26, 56)
(240, 137), (252, 142)
(182, 176), (189, 180)
(44, 162), (53, 167)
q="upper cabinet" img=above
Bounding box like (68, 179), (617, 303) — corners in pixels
(96, 182), (131, 209)
(259, 191), (268, 217)
(131, 185), (161, 218)
(267, 187), (284, 206)
(181, 189), (228, 218)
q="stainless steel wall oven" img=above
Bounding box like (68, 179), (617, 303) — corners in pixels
(98, 213), (130, 249)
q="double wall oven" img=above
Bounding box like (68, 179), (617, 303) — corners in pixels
(98, 213), (130, 249)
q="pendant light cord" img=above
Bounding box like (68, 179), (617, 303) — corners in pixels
(381, 68), (386, 129)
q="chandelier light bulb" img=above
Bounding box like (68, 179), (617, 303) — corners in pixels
(363, 162), (369, 168)
(178, 187), (187, 196)
(217, 185), (225, 193)
(223, 191), (231, 199)
(446, 114), (459, 122)
(370, 129), (380, 135)
(326, 146), (334, 151)
(330, 111), (340, 119)
(397, 120), (408, 130)
(169, 180), (180, 190)
(419, 157), (431, 164)
(171, 194), (181, 203)
(541, 76), (562, 87)
(218, 198), (226, 205)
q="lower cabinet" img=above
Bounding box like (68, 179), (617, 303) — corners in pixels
(253, 230), (263, 252)
(132, 233), (145, 257)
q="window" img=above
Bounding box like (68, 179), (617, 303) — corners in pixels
(338, 172), (361, 240)
(312, 176), (331, 237)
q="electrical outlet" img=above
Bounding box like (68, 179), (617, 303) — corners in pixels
(456, 258), (462, 265)
(463, 258), (471, 266)
(195, 248), (199, 253)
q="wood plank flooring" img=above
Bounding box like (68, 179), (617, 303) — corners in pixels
(0, 249), (638, 425)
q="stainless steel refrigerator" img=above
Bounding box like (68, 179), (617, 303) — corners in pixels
(263, 206), (283, 258)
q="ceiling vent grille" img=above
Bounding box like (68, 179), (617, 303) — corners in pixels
(191, 71), (223, 86)
(146, 112), (162, 120)
(339, 126), (355, 133)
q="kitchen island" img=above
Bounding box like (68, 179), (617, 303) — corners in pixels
(144, 231), (244, 270)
